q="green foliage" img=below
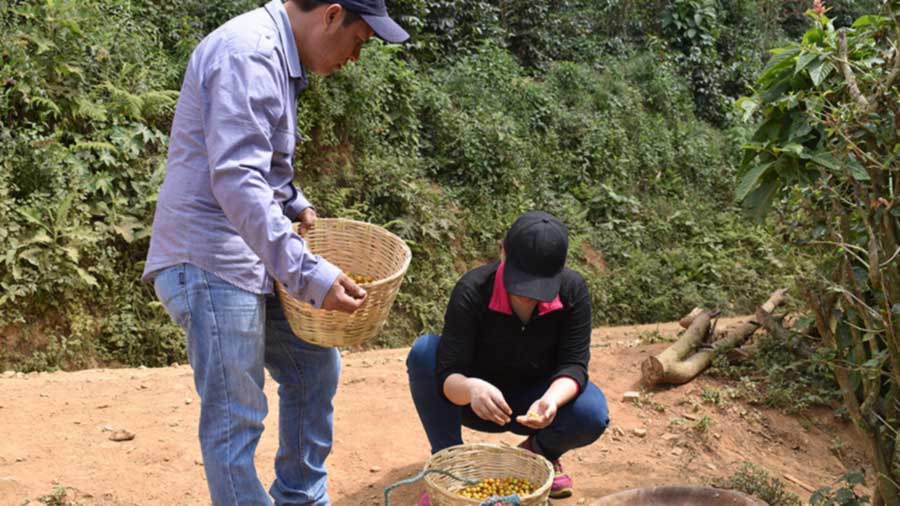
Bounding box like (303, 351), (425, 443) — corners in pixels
(0, 0), (185, 369)
(709, 332), (840, 412)
(736, 3), (900, 503)
(811, 471), (871, 506)
(4, 0), (879, 367)
(22, 486), (83, 506)
(294, 43), (792, 343)
(714, 462), (801, 506)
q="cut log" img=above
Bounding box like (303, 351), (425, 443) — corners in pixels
(641, 289), (788, 387)
(759, 288), (788, 315)
(679, 307), (704, 329)
(651, 320), (759, 385)
(756, 305), (790, 341)
(641, 311), (711, 387)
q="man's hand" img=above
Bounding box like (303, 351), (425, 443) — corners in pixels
(297, 207), (317, 234)
(515, 397), (557, 429)
(468, 378), (512, 426)
(321, 273), (367, 313)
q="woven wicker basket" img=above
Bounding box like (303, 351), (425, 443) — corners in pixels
(275, 218), (411, 347)
(423, 444), (553, 506)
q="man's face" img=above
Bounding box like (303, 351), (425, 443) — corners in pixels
(308, 6), (374, 76)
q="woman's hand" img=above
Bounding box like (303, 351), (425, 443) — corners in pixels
(516, 398), (557, 429)
(468, 378), (512, 426)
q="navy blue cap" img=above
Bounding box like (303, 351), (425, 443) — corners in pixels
(335, 0), (409, 43)
(502, 211), (569, 302)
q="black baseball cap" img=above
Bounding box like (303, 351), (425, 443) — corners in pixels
(502, 211), (569, 302)
(335, 0), (409, 43)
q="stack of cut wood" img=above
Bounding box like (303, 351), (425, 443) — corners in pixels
(640, 289), (788, 387)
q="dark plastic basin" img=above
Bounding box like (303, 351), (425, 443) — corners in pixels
(590, 486), (766, 506)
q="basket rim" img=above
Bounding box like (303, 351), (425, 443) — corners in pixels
(294, 218), (412, 289)
(422, 442), (554, 501)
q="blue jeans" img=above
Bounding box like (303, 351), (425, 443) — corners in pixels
(406, 334), (609, 461)
(154, 263), (339, 506)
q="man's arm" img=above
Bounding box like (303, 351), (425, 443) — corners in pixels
(202, 50), (343, 308)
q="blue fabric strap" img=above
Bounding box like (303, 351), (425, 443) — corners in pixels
(382, 468), (523, 506)
(480, 495), (522, 505)
(383, 468), (475, 506)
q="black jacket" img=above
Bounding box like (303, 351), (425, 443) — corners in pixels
(435, 262), (591, 395)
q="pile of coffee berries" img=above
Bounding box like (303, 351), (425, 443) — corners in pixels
(457, 477), (535, 500)
(346, 273), (374, 284)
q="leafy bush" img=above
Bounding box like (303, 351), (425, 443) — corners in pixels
(0, 0), (184, 368)
(714, 462), (801, 506)
(2, 0), (860, 367)
(735, 4), (899, 503)
(709, 331), (840, 412)
(811, 471), (871, 506)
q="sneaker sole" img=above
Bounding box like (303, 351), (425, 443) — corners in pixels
(549, 487), (573, 499)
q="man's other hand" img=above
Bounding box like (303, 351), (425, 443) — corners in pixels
(321, 273), (367, 313)
(298, 207), (317, 234)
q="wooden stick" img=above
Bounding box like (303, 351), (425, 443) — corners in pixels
(838, 30), (870, 109)
(783, 473), (816, 493)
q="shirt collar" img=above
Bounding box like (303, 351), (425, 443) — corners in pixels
(264, 0), (306, 83)
(488, 262), (564, 317)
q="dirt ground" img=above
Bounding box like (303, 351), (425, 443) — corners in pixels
(0, 317), (869, 506)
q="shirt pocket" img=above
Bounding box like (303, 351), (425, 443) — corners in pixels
(271, 128), (295, 157)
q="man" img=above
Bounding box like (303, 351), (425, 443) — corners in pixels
(407, 211), (610, 505)
(143, 1), (408, 505)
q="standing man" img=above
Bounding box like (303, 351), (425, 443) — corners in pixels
(142, 1), (408, 505)
(407, 211), (610, 505)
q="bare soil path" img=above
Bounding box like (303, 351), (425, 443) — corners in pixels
(0, 318), (866, 505)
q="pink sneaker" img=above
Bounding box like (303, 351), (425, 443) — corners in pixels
(418, 491), (430, 506)
(549, 459), (574, 498)
(518, 436), (574, 498)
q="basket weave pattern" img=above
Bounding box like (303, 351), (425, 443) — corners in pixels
(276, 218), (411, 347)
(424, 444), (553, 506)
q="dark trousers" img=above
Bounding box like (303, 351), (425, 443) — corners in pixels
(406, 334), (610, 461)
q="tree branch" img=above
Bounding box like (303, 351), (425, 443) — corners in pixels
(881, 3), (900, 96)
(837, 30), (871, 109)
(880, 39), (900, 100)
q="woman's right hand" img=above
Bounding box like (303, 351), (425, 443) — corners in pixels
(467, 378), (512, 426)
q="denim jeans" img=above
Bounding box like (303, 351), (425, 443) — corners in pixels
(406, 334), (609, 461)
(154, 263), (339, 506)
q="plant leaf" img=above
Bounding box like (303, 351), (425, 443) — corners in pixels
(736, 161), (774, 202)
(847, 157), (871, 181)
(808, 60), (834, 86)
(742, 178), (780, 222)
(74, 266), (98, 287)
(795, 52), (818, 74)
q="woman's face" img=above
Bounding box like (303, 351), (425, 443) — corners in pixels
(509, 293), (538, 315)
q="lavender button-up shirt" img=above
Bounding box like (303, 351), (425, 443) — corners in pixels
(142, 0), (340, 308)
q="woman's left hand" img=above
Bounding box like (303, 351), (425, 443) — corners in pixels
(516, 398), (557, 429)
